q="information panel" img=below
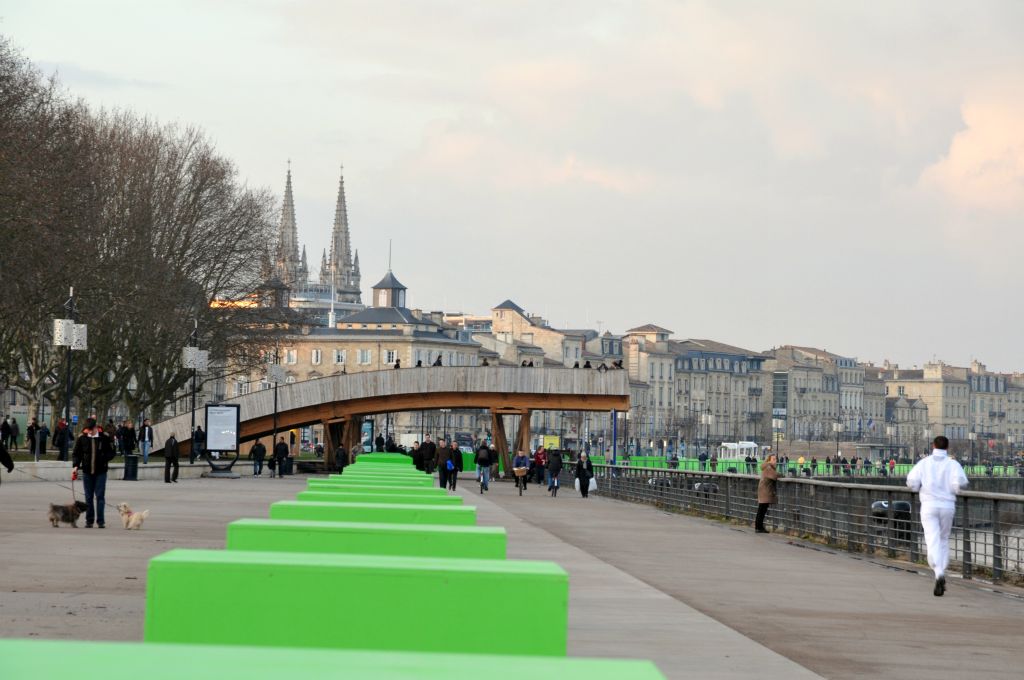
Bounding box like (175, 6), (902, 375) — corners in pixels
(205, 404), (241, 452)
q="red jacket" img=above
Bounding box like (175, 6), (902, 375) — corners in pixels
(534, 450), (547, 467)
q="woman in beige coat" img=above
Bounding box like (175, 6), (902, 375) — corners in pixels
(755, 454), (778, 533)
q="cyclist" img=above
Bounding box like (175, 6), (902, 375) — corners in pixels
(512, 450), (531, 495)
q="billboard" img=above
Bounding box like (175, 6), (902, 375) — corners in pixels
(205, 404), (241, 452)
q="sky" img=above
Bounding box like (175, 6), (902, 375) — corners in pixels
(4, 1), (1024, 371)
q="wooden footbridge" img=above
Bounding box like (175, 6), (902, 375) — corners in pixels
(153, 366), (629, 468)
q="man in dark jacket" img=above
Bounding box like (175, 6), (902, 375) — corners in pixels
(375, 433), (385, 452)
(411, 441), (423, 471)
(52, 419), (73, 461)
(8, 417), (20, 451)
(0, 416), (10, 449)
(72, 418), (116, 527)
(447, 440), (462, 491)
(0, 439), (14, 486)
(547, 450), (563, 497)
(421, 435), (436, 474)
(27, 418), (39, 459)
(274, 436), (289, 478)
(164, 435), (179, 483)
(250, 438), (266, 476)
(191, 426), (206, 464)
(435, 437), (453, 489)
(139, 419), (154, 464)
(474, 443), (492, 493)
(122, 421), (138, 458)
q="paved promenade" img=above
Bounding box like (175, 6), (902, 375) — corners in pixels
(1, 474), (1021, 679)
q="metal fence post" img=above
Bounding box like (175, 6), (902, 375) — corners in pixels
(992, 499), (1003, 582)
(886, 490), (896, 558)
(961, 498), (972, 580)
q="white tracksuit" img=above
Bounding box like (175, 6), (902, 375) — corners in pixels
(906, 450), (968, 578)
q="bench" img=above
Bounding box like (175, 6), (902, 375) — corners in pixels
(0, 640), (665, 679)
(296, 490), (463, 505)
(145, 549), (568, 656)
(269, 500), (476, 526)
(226, 518), (506, 559)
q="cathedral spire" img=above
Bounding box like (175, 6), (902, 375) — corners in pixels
(331, 165), (353, 272)
(275, 163), (302, 285)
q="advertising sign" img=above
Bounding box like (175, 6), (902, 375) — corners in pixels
(205, 404), (241, 452)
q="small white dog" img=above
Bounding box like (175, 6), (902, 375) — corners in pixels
(116, 502), (150, 530)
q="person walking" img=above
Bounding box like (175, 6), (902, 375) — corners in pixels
(273, 436), (289, 478)
(0, 438), (13, 486)
(72, 418), (116, 528)
(448, 440), (462, 491)
(411, 440), (423, 471)
(421, 435), (436, 475)
(474, 442), (492, 493)
(533, 446), (548, 486)
(575, 451), (594, 498)
(251, 438), (267, 476)
(122, 421), (138, 459)
(375, 433), (385, 453)
(907, 435), (968, 596)
(435, 437), (453, 490)
(27, 418), (39, 460)
(8, 417), (19, 451)
(0, 416), (10, 449)
(139, 419), (154, 464)
(755, 453), (779, 533)
(547, 450), (563, 497)
(37, 421), (50, 458)
(52, 419), (72, 461)
(335, 443), (348, 472)
(164, 434), (179, 483)
(191, 425), (206, 464)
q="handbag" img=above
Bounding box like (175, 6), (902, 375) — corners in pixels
(446, 459), (454, 471)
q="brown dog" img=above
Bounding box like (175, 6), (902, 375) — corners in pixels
(116, 502), (150, 530)
(48, 501), (89, 527)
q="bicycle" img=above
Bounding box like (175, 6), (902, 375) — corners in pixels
(513, 467), (529, 496)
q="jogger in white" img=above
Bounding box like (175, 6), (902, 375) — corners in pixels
(906, 435), (968, 596)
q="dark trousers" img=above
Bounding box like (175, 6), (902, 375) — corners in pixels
(439, 467), (450, 489)
(58, 444), (69, 462)
(579, 477), (589, 497)
(448, 470), (458, 490)
(165, 455), (179, 483)
(755, 502), (771, 530)
(253, 458), (264, 475)
(82, 472), (107, 526)
(276, 456), (287, 477)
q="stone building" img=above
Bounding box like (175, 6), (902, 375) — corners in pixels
(882, 361), (970, 442)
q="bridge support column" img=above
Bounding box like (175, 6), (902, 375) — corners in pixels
(342, 416), (362, 464)
(320, 419), (336, 469)
(512, 410), (532, 457)
(491, 411), (511, 478)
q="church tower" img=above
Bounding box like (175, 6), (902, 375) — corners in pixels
(273, 164), (306, 287)
(319, 166), (362, 304)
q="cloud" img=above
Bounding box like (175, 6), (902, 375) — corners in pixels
(919, 86), (1024, 214)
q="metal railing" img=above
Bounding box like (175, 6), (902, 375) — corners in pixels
(594, 464), (1024, 584)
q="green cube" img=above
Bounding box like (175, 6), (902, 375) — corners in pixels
(269, 500), (476, 525)
(296, 491), (463, 505)
(145, 550), (568, 655)
(226, 518), (507, 559)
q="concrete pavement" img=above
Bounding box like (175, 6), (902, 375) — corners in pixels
(1, 473), (1021, 679)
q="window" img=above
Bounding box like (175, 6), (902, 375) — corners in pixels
(311, 349), (322, 365)
(377, 289), (387, 306)
(333, 349), (346, 365)
(284, 349), (297, 365)
(358, 349), (372, 365)
(385, 350), (396, 364)
(285, 376), (296, 384)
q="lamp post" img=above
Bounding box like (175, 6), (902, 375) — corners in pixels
(885, 424), (896, 462)
(1007, 434), (1015, 471)
(968, 431), (977, 469)
(52, 287), (87, 429)
(701, 411), (714, 461)
(772, 417), (784, 461)
(922, 428), (931, 460)
(181, 320), (208, 463)
(440, 408), (451, 439)
(832, 421), (844, 457)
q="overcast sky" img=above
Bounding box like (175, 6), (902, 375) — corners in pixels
(5, 2), (1024, 370)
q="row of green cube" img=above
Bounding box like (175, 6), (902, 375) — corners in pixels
(7, 455), (662, 678)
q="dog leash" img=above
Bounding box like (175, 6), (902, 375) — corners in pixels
(11, 466), (118, 511)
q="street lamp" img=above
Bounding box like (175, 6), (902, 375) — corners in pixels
(832, 421), (844, 457)
(440, 408), (452, 439)
(922, 428), (932, 459)
(181, 320), (209, 464)
(968, 431), (977, 469)
(701, 411), (714, 460)
(886, 424), (896, 461)
(1007, 434), (1015, 469)
(52, 287), (88, 429)
(772, 417), (785, 460)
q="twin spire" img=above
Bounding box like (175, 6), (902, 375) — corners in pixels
(274, 163), (362, 304)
